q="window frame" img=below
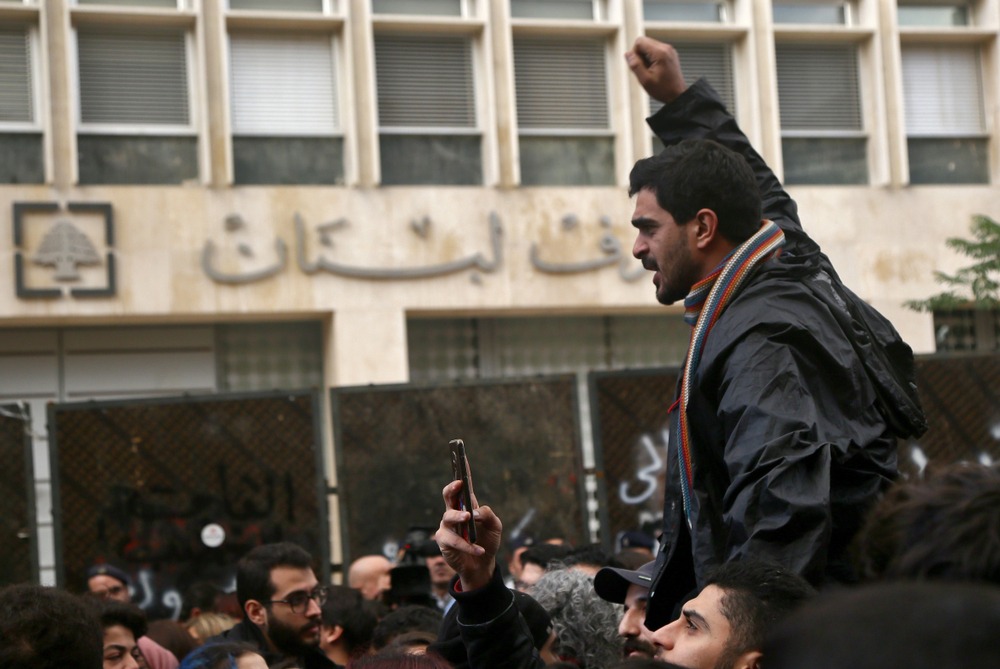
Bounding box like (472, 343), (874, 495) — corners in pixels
(0, 21), (43, 133)
(895, 0), (996, 185)
(369, 4), (490, 186)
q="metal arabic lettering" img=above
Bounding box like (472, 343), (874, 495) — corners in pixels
(529, 215), (645, 282)
(294, 212), (503, 280)
(201, 210), (642, 285)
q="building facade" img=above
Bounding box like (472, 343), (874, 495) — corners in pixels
(1, 0), (998, 584)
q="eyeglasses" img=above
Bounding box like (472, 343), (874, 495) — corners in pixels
(268, 586), (328, 614)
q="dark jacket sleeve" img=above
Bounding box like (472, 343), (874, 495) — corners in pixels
(648, 78), (926, 440)
(646, 78), (816, 257)
(452, 565), (545, 669)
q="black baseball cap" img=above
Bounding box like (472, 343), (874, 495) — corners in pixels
(593, 560), (656, 604)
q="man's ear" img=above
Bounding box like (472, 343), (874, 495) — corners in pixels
(245, 599), (268, 627)
(731, 649), (762, 669)
(322, 624), (345, 646)
(692, 208), (720, 250)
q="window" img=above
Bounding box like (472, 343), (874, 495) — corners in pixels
(901, 44), (988, 184)
(643, 0), (726, 22)
(374, 33), (480, 185)
(230, 0), (325, 10)
(75, 26), (197, 184)
(513, 36), (614, 185)
(0, 25), (43, 183)
(933, 310), (1000, 352)
(897, 2), (970, 26)
(775, 43), (867, 184)
(76, 0), (182, 7)
(510, 0), (600, 20)
(229, 32), (343, 185)
(773, 0), (851, 25)
(372, 0), (463, 15)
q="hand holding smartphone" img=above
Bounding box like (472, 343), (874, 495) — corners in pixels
(449, 438), (477, 545)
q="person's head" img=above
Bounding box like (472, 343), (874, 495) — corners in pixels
(516, 543), (573, 592)
(348, 651), (454, 669)
(853, 461), (1000, 585)
(562, 543), (619, 577)
(181, 581), (225, 622)
(347, 555), (393, 601)
(370, 605), (443, 653)
(762, 581), (1000, 669)
(594, 560), (657, 659)
(423, 546), (455, 593)
(0, 583), (103, 669)
(629, 140), (761, 305)
(506, 534), (535, 582)
(185, 612), (239, 645)
(87, 564), (132, 603)
(147, 619), (198, 664)
(320, 584), (378, 663)
(236, 542), (325, 657)
(529, 567), (624, 668)
(647, 560), (814, 669)
(95, 599), (148, 669)
(177, 641), (268, 669)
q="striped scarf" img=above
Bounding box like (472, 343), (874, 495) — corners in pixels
(675, 220), (785, 528)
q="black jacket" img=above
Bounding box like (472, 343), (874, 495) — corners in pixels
(644, 80), (927, 628)
(429, 566), (544, 669)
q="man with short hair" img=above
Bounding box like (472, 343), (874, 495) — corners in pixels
(646, 560), (814, 669)
(594, 560), (657, 660)
(346, 555), (392, 601)
(624, 37), (926, 627)
(319, 584), (377, 667)
(0, 583), (103, 669)
(214, 542), (337, 669)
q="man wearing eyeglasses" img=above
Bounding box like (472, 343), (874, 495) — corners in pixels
(213, 542), (339, 669)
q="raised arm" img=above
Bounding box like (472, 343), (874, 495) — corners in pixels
(626, 37), (814, 253)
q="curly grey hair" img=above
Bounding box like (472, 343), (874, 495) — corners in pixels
(528, 567), (624, 668)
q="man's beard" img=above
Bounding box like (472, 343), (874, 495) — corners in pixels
(267, 614), (320, 658)
(623, 636), (657, 659)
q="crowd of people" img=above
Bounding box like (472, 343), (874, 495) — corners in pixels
(3, 35), (999, 669)
(2, 457), (999, 669)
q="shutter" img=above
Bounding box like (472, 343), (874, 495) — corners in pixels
(514, 36), (608, 130)
(375, 34), (475, 128)
(510, 0), (595, 20)
(0, 28), (32, 123)
(77, 0), (179, 7)
(776, 43), (861, 131)
(902, 44), (984, 136)
(77, 27), (189, 125)
(230, 33), (338, 135)
(229, 0), (324, 11)
(372, 0), (463, 16)
(650, 41), (733, 115)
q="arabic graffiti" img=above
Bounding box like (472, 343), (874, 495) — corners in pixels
(201, 210), (645, 285)
(95, 463), (303, 619)
(617, 428), (669, 532)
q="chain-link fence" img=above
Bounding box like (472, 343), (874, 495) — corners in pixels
(590, 355), (1000, 549)
(331, 376), (585, 566)
(906, 354), (1000, 475)
(49, 390), (326, 619)
(0, 403), (35, 586)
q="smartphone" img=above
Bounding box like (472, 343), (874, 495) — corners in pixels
(449, 438), (477, 545)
